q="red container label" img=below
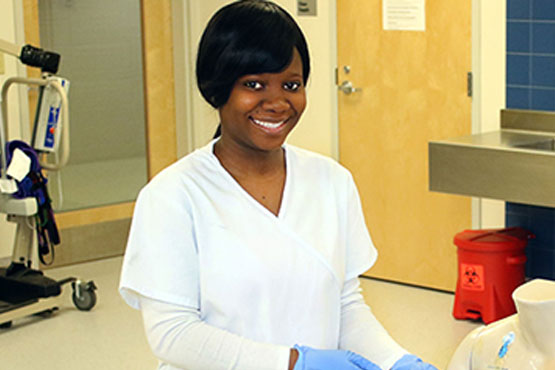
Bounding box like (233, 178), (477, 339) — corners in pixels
(460, 263), (485, 291)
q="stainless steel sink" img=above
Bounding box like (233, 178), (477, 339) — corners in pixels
(514, 138), (555, 151)
(429, 109), (555, 207)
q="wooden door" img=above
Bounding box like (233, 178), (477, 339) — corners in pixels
(337, 0), (472, 290)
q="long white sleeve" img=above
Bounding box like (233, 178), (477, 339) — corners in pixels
(139, 296), (291, 370)
(339, 278), (408, 370)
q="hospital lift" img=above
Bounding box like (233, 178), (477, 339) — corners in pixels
(0, 39), (97, 328)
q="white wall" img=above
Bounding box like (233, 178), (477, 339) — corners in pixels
(282, 0), (338, 158)
(472, 0), (506, 229)
(0, 0), (26, 259)
(173, 0), (338, 159)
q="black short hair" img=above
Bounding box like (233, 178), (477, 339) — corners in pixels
(196, 0), (310, 108)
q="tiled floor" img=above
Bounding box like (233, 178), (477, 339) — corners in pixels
(0, 257), (481, 369)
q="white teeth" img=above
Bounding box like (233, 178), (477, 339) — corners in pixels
(252, 118), (285, 129)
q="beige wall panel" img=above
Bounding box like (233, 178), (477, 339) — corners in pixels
(22, 1), (40, 131)
(337, 0), (472, 290)
(43, 203), (134, 268)
(42, 218), (131, 268)
(141, 0), (177, 178)
(22, 1), (39, 51)
(55, 202), (135, 229)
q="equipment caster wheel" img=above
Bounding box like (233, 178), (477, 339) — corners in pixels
(0, 321), (12, 329)
(71, 280), (97, 311)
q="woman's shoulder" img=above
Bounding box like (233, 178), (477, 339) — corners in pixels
(141, 143), (216, 196)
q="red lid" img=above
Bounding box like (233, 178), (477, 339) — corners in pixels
(454, 227), (534, 252)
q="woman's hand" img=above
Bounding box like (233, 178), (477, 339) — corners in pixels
(390, 354), (438, 370)
(290, 345), (381, 370)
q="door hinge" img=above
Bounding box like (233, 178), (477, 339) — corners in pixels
(467, 71), (473, 98)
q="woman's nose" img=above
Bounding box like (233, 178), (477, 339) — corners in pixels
(261, 90), (289, 112)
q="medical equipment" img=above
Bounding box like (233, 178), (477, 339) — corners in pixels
(31, 75), (69, 153)
(0, 39), (96, 329)
(447, 279), (555, 370)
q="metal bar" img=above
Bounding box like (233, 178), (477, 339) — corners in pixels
(0, 76), (70, 172)
(10, 215), (35, 263)
(0, 39), (21, 58)
(57, 277), (76, 286)
(0, 77), (48, 179)
(0, 294), (63, 324)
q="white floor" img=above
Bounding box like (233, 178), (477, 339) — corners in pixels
(0, 257), (481, 369)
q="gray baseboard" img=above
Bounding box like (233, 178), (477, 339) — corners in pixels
(41, 218), (131, 269)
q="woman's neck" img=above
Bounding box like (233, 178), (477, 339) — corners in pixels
(213, 138), (285, 179)
(212, 137), (287, 216)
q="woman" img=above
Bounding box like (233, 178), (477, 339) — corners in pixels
(119, 1), (437, 369)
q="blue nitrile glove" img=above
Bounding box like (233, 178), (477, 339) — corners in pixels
(391, 354), (438, 370)
(293, 345), (381, 370)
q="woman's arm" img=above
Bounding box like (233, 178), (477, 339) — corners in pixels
(139, 295), (292, 370)
(339, 277), (408, 370)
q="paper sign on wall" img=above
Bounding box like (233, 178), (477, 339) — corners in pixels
(383, 0), (426, 31)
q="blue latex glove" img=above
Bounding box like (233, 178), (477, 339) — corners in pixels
(391, 354), (438, 370)
(293, 345), (381, 370)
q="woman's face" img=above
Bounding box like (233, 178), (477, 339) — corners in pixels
(218, 49), (306, 154)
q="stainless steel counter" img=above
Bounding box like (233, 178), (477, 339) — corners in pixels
(429, 109), (555, 207)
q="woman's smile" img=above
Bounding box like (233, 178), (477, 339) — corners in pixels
(250, 117), (288, 132)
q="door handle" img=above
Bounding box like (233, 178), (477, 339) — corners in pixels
(338, 80), (361, 95)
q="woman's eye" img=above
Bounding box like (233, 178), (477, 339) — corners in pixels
(284, 81), (301, 91)
(244, 81), (263, 90)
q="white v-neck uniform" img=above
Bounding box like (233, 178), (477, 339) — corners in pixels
(119, 140), (399, 367)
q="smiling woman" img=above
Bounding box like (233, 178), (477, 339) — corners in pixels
(195, 0), (310, 216)
(218, 51), (306, 155)
(214, 50), (307, 215)
(119, 1), (437, 370)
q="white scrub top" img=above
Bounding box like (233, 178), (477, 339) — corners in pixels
(119, 140), (377, 349)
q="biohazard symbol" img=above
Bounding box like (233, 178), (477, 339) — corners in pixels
(460, 263), (485, 291)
